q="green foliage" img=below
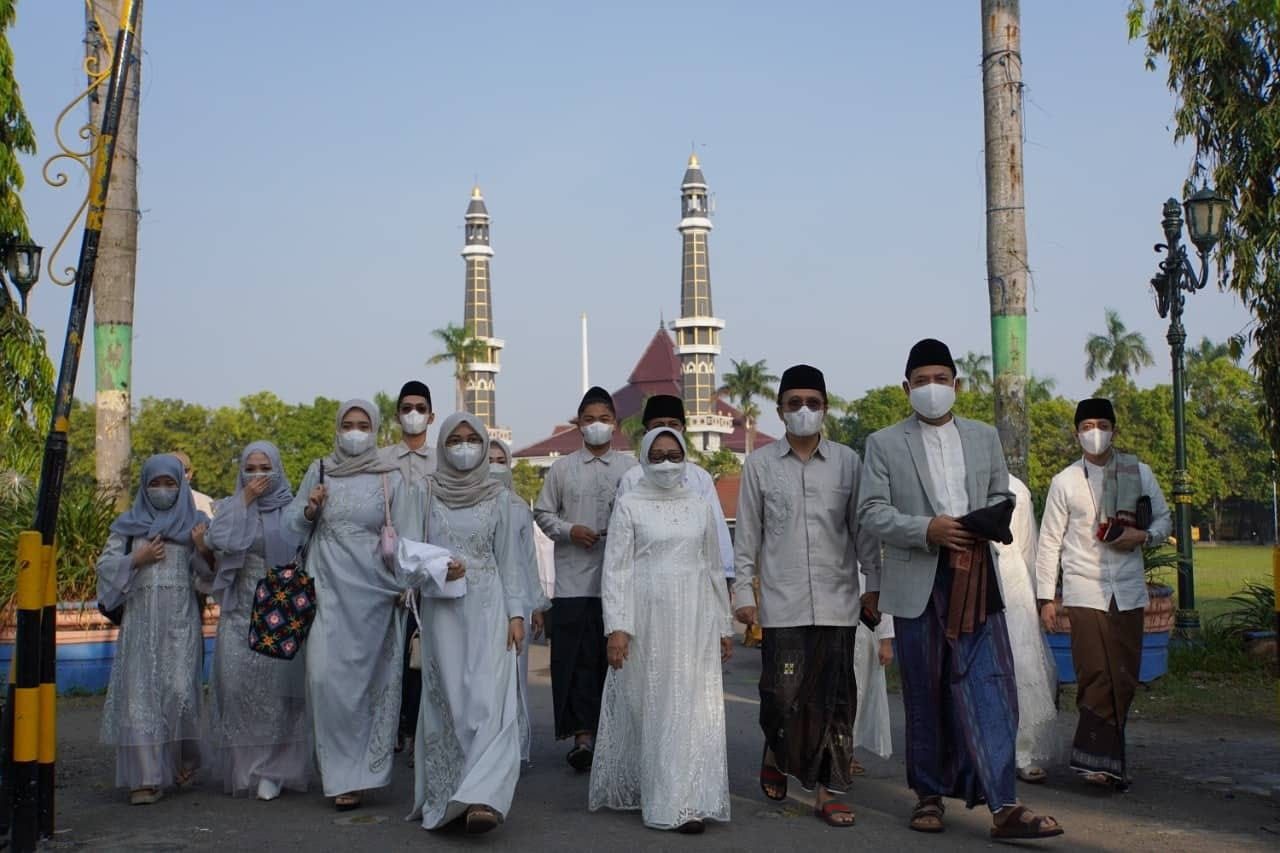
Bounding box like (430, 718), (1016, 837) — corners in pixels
(511, 459), (543, 506)
(1209, 581), (1276, 638)
(1129, 1), (1280, 458)
(955, 351), (992, 394)
(718, 358), (777, 453)
(0, 479), (117, 605)
(427, 323), (488, 412)
(0, 0), (35, 244)
(1085, 308), (1154, 381)
(0, 305), (55, 448)
(831, 385), (912, 455)
(700, 447), (742, 478)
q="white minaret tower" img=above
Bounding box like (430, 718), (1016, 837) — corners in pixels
(462, 184), (511, 443)
(673, 153), (732, 452)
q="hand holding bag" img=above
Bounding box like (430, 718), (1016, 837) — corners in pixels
(248, 461), (322, 660)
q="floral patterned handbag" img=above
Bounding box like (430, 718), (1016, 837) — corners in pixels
(248, 462), (321, 660)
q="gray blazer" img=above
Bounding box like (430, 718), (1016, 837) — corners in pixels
(856, 415), (1013, 619)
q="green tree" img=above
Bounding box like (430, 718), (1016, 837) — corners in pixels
(427, 323), (488, 413)
(373, 390), (399, 446)
(700, 447), (742, 479)
(718, 358), (777, 454)
(1027, 374), (1058, 404)
(1128, 1), (1280, 457)
(833, 385), (913, 456)
(1085, 308), (1155, 381)
(955, 351), (993, 394)
(511, 459), (543, 506)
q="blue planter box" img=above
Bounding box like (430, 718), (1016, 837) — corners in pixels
(0, 637), (216, 695)
(1045, 629), (1169, 685)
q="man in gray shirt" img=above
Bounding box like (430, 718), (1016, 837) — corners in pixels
(534, 386), (636, 771)
(733, 364), (880, 828)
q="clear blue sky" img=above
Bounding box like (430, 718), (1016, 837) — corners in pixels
(12, 1), (1255, 447)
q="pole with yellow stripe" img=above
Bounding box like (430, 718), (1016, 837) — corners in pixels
(37, 543), (56, 838)
(6, 1), (143, 848)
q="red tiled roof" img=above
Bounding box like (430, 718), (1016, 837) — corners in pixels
(715, 473), (741, 522)
(514, 329), (776, 458)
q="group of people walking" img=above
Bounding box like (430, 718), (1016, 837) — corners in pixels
(96, 337), (1168, 841)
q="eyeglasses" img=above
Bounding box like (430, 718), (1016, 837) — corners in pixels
(647, 450), (685, 464)
(781, 396), (824, 412)
(399, 403), (429, 414)
(444, 435), (484, 447)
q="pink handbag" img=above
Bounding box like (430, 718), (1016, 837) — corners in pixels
(380, 473), (398, 570)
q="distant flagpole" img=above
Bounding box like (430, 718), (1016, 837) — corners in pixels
(581, 312), (589, 394)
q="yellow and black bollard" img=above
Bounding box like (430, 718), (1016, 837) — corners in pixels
(38, 542), (56, 838)
(10, 532), (44, 852)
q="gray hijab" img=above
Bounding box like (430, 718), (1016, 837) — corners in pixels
(324, 399), (396, 478)
(488, 437), (515, 490)
(110, 453), (207, 544)
(429, 413), (507, 509)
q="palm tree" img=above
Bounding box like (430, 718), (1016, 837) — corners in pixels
(718, 358), (777, 455)
(1186, 336), (1239, 367)
(1085, 309), (1155, 381)
(372, 391), (399, 445)
(1027, 374), (1057, 404)
(955, 352), (993, 394)
(427, 323), (488, 413)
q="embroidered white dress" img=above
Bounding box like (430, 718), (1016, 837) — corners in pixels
(589, 489), (733, 829)
(408, 495), (525, 829)
(994, 476), (1059, 768)
(283, 464), (415, 797)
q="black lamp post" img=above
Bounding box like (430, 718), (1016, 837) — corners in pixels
(1148, 186), (1228, 637)
(0, 240), (43, 315)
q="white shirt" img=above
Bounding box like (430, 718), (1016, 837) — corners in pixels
(920, 420), (967, 517)
(616, 462), (735, 578)
(1035, 458), (1172, 611)
(191, 489), (215, 518)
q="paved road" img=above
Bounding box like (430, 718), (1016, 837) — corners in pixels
(40, 639), (1279, 851)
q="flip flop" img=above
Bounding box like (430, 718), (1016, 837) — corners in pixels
(760, 746), (787, 801)
(814, 800), (855, 827)
(990, 805), (1064, 840)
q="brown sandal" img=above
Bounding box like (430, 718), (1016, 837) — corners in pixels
(465, 804), (502, 834)
(334, 793), (361, 811)
(814, 800), (855, 827)
(991, 805), (1064, 839)
(909, 796), (945, 833)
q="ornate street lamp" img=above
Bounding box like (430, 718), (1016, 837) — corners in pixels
(0, 240), (42, 315)
(1148, 186), (1227, 637)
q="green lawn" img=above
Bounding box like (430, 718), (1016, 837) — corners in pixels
(1146, 542), (1276, 624)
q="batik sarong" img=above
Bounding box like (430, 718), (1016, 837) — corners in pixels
(1067, 602), (1143, 781)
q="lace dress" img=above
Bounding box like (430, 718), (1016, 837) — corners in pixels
(588, 489), (733, 829)
(97, 534), (205, 789)
(283, 464), (415, 797)
(410, 495), (524, 829)
(205, 500), (312, 795)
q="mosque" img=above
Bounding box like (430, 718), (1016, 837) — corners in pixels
(450, 154), (775, 467)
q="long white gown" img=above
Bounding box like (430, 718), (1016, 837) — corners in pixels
(283, 464), (415, 797)
(508, 494), (551, 764)
(97, 534), (205, 789)
(205, 499), (313, 795)
(852, 568), (895, 759)
(408, 495), (525, 829)
(589, 488), (732, 829)
(994, 475), (1059, 769)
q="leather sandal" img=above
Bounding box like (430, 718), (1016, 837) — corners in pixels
(465, 804), (502, 834)
(991, 805), (1064, 839)
(814, 800), (855, 827)
(909, 796), (945, 833)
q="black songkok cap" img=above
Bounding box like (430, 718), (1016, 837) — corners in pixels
(1074, 397), (1117, 427)
(778, 364), (827, 401)
(905, 338), (956, 378)
(642, 394), (685, 426)
(578, 385), (616, 416)
(397, 380), (432, 409)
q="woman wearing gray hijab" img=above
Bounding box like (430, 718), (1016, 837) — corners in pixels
(283, 400), (418, 811)
(205, 441), (312, 801)
(589, 428), (734, 834)
(488, 437), (551, 763)
(97, 453), (213, 805)
(403, 413), (525, 834)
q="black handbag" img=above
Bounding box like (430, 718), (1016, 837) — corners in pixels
(247, 461), (322, 660)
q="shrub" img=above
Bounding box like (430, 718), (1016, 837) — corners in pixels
(1210, 581), (1276, 638)
(0, 480), (118, 605)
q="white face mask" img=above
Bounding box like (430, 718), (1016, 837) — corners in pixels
(147, 487), (179, 510)
(338, 429), (373, 455)
(782, 406), (824, 437)
(399, 410), (428, 436)
(647, 460), (685, 490)
(1078, 427), (1113, 456)
(581, 421), (614, 446)
(488, 462), (508, 477)
(909, 383), (956, 420)
(446, 443), (484, 471)
(243, 470), (272, 480)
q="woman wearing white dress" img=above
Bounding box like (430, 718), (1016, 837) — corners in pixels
(589, 428), (734, 834)
(994, 474), (1059, 781)
(97, 453), (213, 805)
(852, 568), (895, 769)
(403, 413), (526, 834)
(205, 441), (312, 800)
(283, 399), (417, 811)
